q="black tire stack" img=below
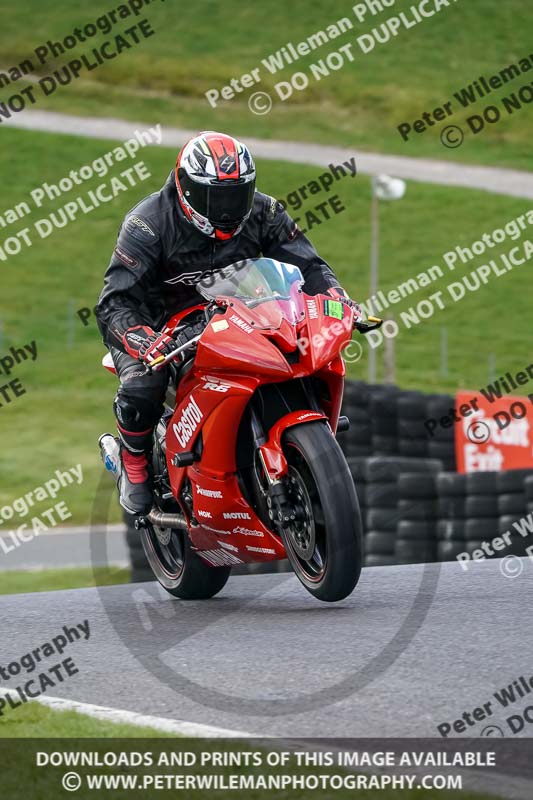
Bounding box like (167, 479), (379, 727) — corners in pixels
(464, 472), (500, 559)
(425, 393), (456, 471)
(525, 475), (533, 516)
(396, 392), (429, 459)
(338, 381), (373, 458)
(436, 473), (467, 562)
(363, 456), (441, 567)
(369, 385), (399, 456)
(363, 456), (399, 568)
(395, 469), (441, 564)
(496, 469), (533, 556)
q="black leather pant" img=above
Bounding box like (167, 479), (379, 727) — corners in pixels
(110, 346), (169, 453)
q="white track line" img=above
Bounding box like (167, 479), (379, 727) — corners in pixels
(0, 688), (255, 738)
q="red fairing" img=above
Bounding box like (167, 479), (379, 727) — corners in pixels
(102, 279), (356, 567)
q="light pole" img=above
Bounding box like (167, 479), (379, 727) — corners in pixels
(368, 174), (406, 382)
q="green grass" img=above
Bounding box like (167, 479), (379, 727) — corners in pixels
(0, 567), (129, 596)
(0, 0), (531, 168)
(0, 701), (171, 738)
(0, 706), (492, 799)
(0, 126), (531, 526)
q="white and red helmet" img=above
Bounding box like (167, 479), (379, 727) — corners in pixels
(175, 131), (256, 241)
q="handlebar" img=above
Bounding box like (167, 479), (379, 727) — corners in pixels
(142, 306), (382, 374)
(143, 333), (203, 375)
(354, 315), (383, 334)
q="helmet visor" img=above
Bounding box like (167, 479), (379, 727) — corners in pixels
(180, 171), (255, 225)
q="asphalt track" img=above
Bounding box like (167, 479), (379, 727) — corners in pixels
(2, 557), (533, 796)
(1, 557), (531, 736)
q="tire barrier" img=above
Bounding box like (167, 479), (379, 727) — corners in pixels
(361, 457), (442, 567)
(338, 381), (456, 470)
(123, 379), (533, 577)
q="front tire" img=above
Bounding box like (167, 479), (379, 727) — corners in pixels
(281, 422), (363, 602)
(141, 524), (230, 600)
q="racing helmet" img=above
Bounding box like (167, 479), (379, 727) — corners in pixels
(175, 131), (256, 241)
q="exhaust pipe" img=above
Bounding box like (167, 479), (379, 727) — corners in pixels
(146, 507), (187, 530)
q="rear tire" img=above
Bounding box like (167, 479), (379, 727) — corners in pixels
(141, 525), (231, 599)
(281, 422), (363, 602)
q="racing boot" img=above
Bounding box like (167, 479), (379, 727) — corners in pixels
(117, 427), (153, 516)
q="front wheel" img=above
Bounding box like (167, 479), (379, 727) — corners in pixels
(281, 422), (363, 602)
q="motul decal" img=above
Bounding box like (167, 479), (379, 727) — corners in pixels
(223, 511), (251, 520)
(173, 397), (203, 448)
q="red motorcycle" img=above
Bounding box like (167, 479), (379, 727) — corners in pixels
(100, 257), (381, 602)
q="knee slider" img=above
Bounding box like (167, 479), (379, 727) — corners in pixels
(114, 393), (161, 432)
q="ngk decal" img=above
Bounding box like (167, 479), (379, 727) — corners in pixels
(223, 511), (251, 519)
(196, 485), (223, 498)
(172, 396), (203, 448)
(197, 509), (212, 518)
(306, 299), (318, 319)
(229, 313), (253, 334)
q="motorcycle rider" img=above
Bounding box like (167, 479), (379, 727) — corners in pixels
(96, 131), (360, 515)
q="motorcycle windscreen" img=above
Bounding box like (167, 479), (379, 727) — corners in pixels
(196, 257), (306, 330)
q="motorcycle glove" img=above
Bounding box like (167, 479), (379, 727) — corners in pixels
(123, 326), (176, 365)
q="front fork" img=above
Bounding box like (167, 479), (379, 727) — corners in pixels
(251, 407), (326, 531)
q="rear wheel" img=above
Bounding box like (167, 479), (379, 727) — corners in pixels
(281, 422), (363, 602)
(141, 441), (230, 599)
(141, 524), (231, 599)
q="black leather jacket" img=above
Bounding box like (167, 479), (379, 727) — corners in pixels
(96, 170), (342, 352)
